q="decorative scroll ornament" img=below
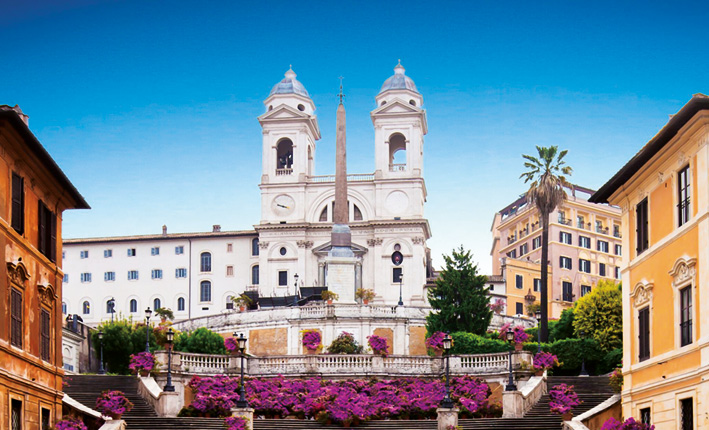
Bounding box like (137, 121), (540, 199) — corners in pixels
(411, 237), (425, 245)
(630, 282), (654, 308)
(366, 238), (383, 247)
(668, 257), (696, 286)
(7, 261), (30, 287)
(37, 284), (57, 308)
(258, 241), (270, 249)
(297, 240), (314, 248)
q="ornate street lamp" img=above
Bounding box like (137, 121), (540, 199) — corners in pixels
(144, 307), (152, 352)
(440, 334), (454, 408)
(98, 330), (105, 375)
(235, 332), (249, 408)
(398, 273), (404, 306)
(293, 273), (299, 306)
(535, 309), (542, 354)
(505, 330), (517, 391)
(164, 328), (175, 392)
(579, 330), (589, 376)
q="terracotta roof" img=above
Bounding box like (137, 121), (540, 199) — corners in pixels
(591, 94), (709, 203)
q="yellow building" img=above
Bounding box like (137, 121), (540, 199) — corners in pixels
(590, 94), (709, 429)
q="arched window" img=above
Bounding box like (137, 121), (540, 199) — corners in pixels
(252, 238), (259, 256)
(252, 265), (259, 285)
(276, 138), (294, 172)
(153, 298), (161, 310)
(61, 302), (67, 314)
(353, 204), (363, 221)
(200, 252), (212, 272)
(200, 281), (212, 302)
(106, 300), (114, 314)
(389, 133), (407, 172)
(319, 206), (328, 222)
(226, 295), (234, 310)
(130, 299), (137, 313)
(177, 297), (185, 311)
(82, 301), (90, 314)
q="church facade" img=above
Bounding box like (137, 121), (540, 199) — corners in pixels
(62, 64), (434, 328)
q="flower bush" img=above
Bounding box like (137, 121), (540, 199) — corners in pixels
(327, 332), (363, 354)
(184, 375), (497, 424)
(355, 288), (376, 301)
(95, 390), (134, 417)
(533, 351), (560, 371)
(489, 298), (505, 314)
(128, 351), (156, 374)
(601, 417), (654, 430)
(301, 330), (322, 352)
(224, 416), (249, 430)
(609, 367), (623, 393)
(367, 335), (389, 356)
(497, 324), (529, 344)
(549, 383), (581, 415)
(55, 416), (88, 430)
(224, 337), (239, 353)
(425, 331), (446, 352)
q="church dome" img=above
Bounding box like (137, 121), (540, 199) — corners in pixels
(379, 61), (419, 94)
(270, 68), (310, 98)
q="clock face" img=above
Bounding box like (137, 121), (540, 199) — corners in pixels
(272, 194), (295, 216)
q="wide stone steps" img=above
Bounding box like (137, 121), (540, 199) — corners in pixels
(63, 375), (157, 417)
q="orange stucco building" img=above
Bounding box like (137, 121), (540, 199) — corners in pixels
(0, 105), (88, 430)
(591, 94), (709, 429)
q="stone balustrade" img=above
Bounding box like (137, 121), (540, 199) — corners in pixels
(155, 350), (533, 379)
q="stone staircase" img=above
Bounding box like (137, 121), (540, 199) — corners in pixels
(63, 375), (614, 430)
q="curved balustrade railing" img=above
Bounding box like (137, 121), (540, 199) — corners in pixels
(159, 350), (533, 378)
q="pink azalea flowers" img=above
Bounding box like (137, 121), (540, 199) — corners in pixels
(95, 390), (134, 416)
(224, 337), (239, 353)
(601, 417), (654, 430)
(549, 383), (581, 415)
(55, 416), (88, 430)
(533, 352), (560, 371)
(425, 331), (446, 351)
(224, 416), (249, 430)
(128, 352), (155, 373)
(301, 330), (322, 352)
(367, 335), (389, 356)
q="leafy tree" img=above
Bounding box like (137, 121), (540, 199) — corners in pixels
(426, 246), (491, 335)
(521, 145), (572, 342)
(573, 280), (622, 352)
(155, 307), (174, 321)
(326, 332), (363, 354)
(93, 319), (157, 374)
(552, 308), (576, 341)
(174, 328), (227, 354)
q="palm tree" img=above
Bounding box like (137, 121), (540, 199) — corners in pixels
(520, 146), (572, 342)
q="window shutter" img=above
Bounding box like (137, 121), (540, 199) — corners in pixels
(49, 212), (57, 262)
(11, 173), (24, 234)
(38, 201), (47, 255)
(643, 204), (649, 250)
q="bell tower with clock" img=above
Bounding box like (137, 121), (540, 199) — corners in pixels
(258, 67), (321, 223)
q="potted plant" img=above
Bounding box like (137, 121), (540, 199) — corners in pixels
(232, 294), (253, 312)
(224, 337), (240, 355)
(549, 383), (581, 421)
(301, 329), (322, 354)
(498, 323), (529, 350)
(601, 417), (654, 430)
(533, 351), (560, 376)
(326, 332), (363, 354)
(224, 416), (250, 430)
(128, 351), (156, 376)
(425, 331), (447, 357)
(367, 334), (389, 357)
(95, 390), (134, 420)
(609, 367), (623, 393)
(55, 416), (88, 430)
(321, 290), (339, 305)
(355, 288), (375, 305)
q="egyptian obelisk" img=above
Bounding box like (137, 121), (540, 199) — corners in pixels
(326, 80), (358, 302)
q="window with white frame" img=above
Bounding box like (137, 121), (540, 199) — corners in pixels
(200, 252), (212, 272)
(151, 247), (160, 256)
(614, 244), (622, 256)
(532, 236), (541, 250)
(515, 274), (523, 289)
(200, 281), (211, 302)
(579, 236), (590, 249)
(227, 243), (233, 253)
(80, 273), (92, 283)
(127, 270), (139, 280)
(560, 231), (572, 244)
(226, 265), (234, 276)
(597, 240), (609, 253)
(104, 249), (112, 258)
(104, 272), (115, 282)
(151, 269), (163, 280)
(127, 248), (136, 257)
(678, 165), (691, 227)
(559, 256), (572, 270)
(80, 250), (89, 259)
(176, 268), (187, 278)
(175, 246), (184, 255)
(177, 297), (185, 311)
(579, 259), (591, 273)
(533, 278), (541, 292)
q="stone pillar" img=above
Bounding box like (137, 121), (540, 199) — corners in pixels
(318, 263), (325, 287)
(436, 407), (459, 430)
(157, 391), (180, 417)
(230, 407), (255, 429)
(502, 390), (524, 418)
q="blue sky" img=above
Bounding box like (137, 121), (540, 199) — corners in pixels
(2, 0), (708, 272)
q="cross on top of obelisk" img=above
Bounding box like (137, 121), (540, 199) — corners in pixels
(338, 76), (345, 104)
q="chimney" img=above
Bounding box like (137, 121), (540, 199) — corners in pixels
(162, 225), (167, 236)
(213, 225), (221, 232)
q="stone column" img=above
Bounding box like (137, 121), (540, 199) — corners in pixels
(436, 407), (459, 430)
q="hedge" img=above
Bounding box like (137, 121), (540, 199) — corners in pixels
(450, 332), (509, 355)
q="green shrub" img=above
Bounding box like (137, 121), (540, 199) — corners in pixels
(551, 308), (575, 341)
(327, 332), (363, 354)
(450, 332), (509, 355)
(522, 342), (553, 354)
(549, 338), (604, 375)
(174, 328), (227, 354)
(92, 319), (157, 374)
(598, 348), (623, 374)
(573, 280), (622, 352)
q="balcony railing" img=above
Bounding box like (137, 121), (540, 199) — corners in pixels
(596, 226), (609, 235)
(508, 234), (517, 244)
(613, 229), (622, 238)
(276, 168), (293, 176)
(389, 163), (406, 172)
(308, 173), (375, 183)
(558, 218), (571, 226)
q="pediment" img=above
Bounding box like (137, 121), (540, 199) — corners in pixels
(258, 104), (311, 121)
(371, 99), (422, 115)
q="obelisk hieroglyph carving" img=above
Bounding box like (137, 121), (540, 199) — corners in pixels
(326, 79), (358, 303)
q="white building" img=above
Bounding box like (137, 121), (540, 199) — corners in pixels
(63, 63), (434, 326)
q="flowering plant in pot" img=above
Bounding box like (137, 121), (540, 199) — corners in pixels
(601, 417), (655, 430)
(128, 351), (156, 376)
(327, 332), (363, 354)
(95, 390), (134, 419)
(224, 416), (250, 430)
(224, 337), (240, 355)
(55, 416), (88, 430)
(549, 383), (581, 420)
(367, 335), (389, 357)
(301, 329), (322, 354)
(489, 298), (505, 314)
(609, 367), (623, 393)
(320, 290), (339, 304)
(498, 323), (529, 350)
(231, 294), (253, 312)
(533, 351), (560, 375)
(425, 331), (447, 356)
(355, 288), (375, 304)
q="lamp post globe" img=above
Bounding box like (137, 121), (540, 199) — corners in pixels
(144, 307), (152, 352)
(439, 334), (454, 408)
(163, 328), (175, 392)
(236, 333), (249, 408)
(293, 273), (299, 306)
(98, 330), (105, 375)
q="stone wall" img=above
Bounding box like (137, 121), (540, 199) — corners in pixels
(408, 326), (427, 356)
(249, 328), (288, 356)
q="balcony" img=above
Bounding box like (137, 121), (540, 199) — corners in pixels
(389, 163), (406, 172)
(558, 218), (572, 226)
(276, 168), (293, 176)
(508, 234), (517, 245)
(596, 226), (609, 235)
(577, 222), (591, 230)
